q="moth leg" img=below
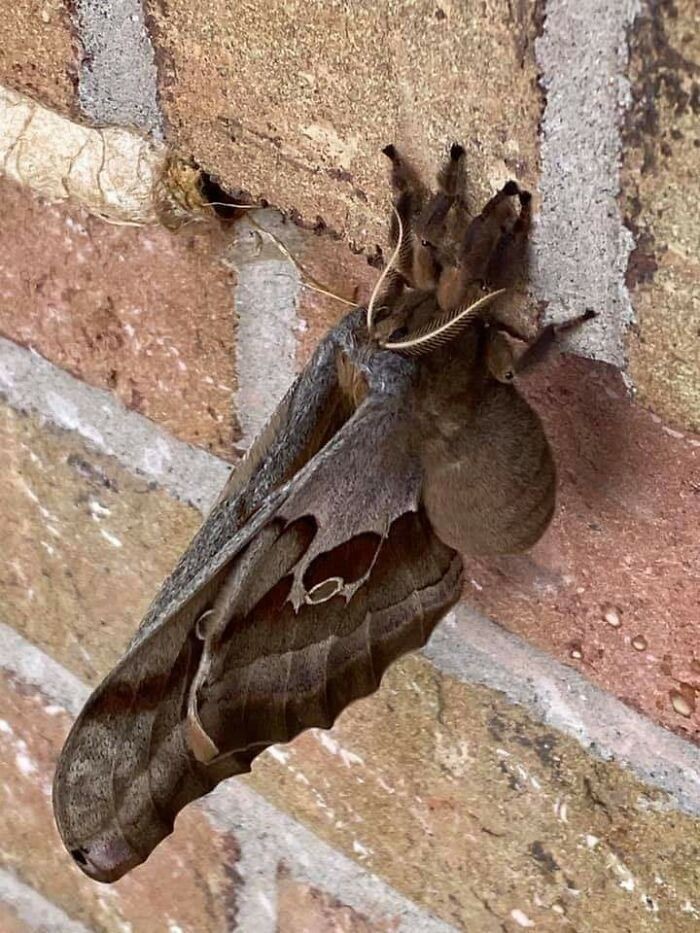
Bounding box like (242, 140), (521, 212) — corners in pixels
(418, 143), (466, 242)
(483, 189), (532, 290)
(437, 180), (521, 311)
(383, 145), (441, 291)
(514, 308), (597, 375)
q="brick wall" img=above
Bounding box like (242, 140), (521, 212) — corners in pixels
(0, 0), (698, 930)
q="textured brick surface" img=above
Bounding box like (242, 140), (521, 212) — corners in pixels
(0, 672), (240, 932)
(0, 177), (238, 459)
(251, 655), (700, 931)
(146, 0), (542, 250)
(277, 875), (396, 933)
(0, 402), (201, 683)
(622, 0), (700, 432)
(0, 0), (78, 115)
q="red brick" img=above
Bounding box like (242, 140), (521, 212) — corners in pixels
(0, 176), (238, 459)
(463, 356), (700, 742)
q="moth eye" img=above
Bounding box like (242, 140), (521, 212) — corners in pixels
(306, 576), (344, 604)
(71, 847), (89, 866)
(504, 370), (514, 381)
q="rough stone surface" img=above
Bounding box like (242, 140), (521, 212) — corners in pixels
(277, 875), (396, 933)
(621, 0), (700, 431)
(0, 671), (240, 932)
(146, 0), (542, 250)
(0, 402), (201, 683)
(0, 0), (78, 115)
(0, 176), (238, 459)
(250, 654), (700, 931)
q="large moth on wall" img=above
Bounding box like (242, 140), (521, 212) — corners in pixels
(53, 145), (593, 881)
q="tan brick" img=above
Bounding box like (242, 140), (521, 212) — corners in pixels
(250, 655), (699, 931)
(0, 0), (78, 115)
(0, 671), (239, 932)
(0, 176), (238, 459)
(0, 903), (30, 933)
(0, 401), (201, 683)
(622, 0), (700, 432)
(277, 873), (397, 933)
(146, 0), (542, 250)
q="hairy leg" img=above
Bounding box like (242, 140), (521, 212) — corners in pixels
(514, 309), (596, 375)
(484, 189), (532, 289)
(437, 181), (522, 311)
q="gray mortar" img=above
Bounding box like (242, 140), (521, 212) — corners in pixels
(0, 337), (231, 513)
(206, 784), (456, 933)
(426, 609), (700, 817)
(532, 0), (640, 368)
(73, 0), (162, 136)
(228, 212), (302, 448)
(0, 869), (91, 933)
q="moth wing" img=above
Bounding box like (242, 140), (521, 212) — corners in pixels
(422, 381), (556, 555)
(52, 323), (347, 879)
(194, 393), (463, 780)
(53, 353), (462, 882)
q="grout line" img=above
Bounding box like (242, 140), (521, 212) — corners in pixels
(72, 0), (163, 137)
(206, 782), (456, 933)
(0, 336), (231, 514)
(0, 867), (93, 933)
(1, 335), (698, 815)
(532, 0), (640, 367)
(0, 624), (455, 933)
(427, 610), (700, 816)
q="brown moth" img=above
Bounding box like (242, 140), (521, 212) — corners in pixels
(53, 144), (593, 882)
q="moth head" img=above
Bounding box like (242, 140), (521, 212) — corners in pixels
(377, 289), (506, 357)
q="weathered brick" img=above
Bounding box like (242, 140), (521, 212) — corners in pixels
(0, 401), (200, 682)
(622, 0), (700, 432)
(0, 671), (239, 932)
(0, 176), (238, 459)
(0, 0), (78, 115)
(277, 873), (397, 933)
(146, 0), (542, 250)
(251, 655), (700, 931)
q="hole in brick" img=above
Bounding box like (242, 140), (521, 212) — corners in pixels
(197, 171), (258, 221)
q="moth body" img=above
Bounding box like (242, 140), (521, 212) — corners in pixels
(53, 145), (591, 882)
